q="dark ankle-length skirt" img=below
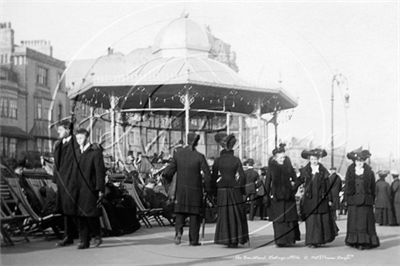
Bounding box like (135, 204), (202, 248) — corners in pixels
(345, 205), (380, 248)
(214, 187), (249, 246)
(305, 212), (338, 246)
(273, 221), (301, 245)
(375, 208), (396, 226)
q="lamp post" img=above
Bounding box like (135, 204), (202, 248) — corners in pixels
(331, 73), (350, 169)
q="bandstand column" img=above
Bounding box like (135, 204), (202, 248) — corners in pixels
(226, 112), (230, 134)
(109, 93), (118, 159)
(184, 89), (190, 144)
(256, 99), (262, 165)
(238, 115), (243, 160)
(89, 106), (94, 143)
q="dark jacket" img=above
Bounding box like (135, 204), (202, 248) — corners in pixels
(53, 137), (79, 215)
(328, 173), (342, 210)
(392, 179), (400, 203)
(211, 150), (246, 194)
(375, 179), (392, 209)
(244, 168), (260, 195)
(344, 163), (376, 206)
(163, 146), (211, 215)
(265, 157), (299, 222)
(75, 143), (106, 217)
(299, 163), (332, 214)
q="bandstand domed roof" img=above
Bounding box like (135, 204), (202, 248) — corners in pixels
(153, 14), (211, 57)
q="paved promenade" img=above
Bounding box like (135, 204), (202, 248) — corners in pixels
(1, 216), (399, 266)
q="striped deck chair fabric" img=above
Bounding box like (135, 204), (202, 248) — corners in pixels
(1, 196), (30, 246)
(1, 174), (62, 240)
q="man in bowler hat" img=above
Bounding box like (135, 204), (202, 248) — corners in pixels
(163, 133), (212, 246)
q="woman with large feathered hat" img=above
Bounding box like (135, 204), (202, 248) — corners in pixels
(299, 148), (338, 248)
(343, 148), (380, 250)
(264, 144), (301, 247)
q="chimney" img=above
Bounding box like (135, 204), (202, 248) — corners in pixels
(20, 39), (53, 57)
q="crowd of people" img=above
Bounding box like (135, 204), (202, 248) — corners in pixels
(4, 119), (400, 252)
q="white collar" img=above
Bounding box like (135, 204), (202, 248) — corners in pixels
(81, 143), (90, 153)
(311, 164), (320, 174)
(62, 136), (72, 144)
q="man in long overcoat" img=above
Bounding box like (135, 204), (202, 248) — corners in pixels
(163, 133), (211, 246)
(52, 120), (79, 246)
(244, 158), (261, 221)
(74, 128), (106, 249)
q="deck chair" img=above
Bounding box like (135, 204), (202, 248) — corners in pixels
(1, 196), (30, 246)
(125, 182), (166, 228)
(0, 161), (63, 240)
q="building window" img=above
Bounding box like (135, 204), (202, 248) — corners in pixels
(58, 103), (63, 122)
(43, 99), (51, 121)
(0, 98), (8, 117)
(96, 128), (102, 143)
(36, 138), (42, 153)
(36, 98), (42, 119)
(9, 99), (17, 118)
(0, 137), (3, 157)
(9, 138), (17, 158)
(81, 103), (87, 117)
(37, 66), (48, 86)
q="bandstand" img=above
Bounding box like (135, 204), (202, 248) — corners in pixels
(67, 15), (297, 166)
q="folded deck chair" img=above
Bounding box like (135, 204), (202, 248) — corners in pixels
(125, 182), (165, 228)
(1, 196), (30, 246)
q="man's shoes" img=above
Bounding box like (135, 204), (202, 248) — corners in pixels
(77, 243), (90, 249)
(93, 236), (102, 247)
(227, 244), (238, 248)
(174, 236), (181, 245)
(189, 242), (202, 246)
(55, 237), (74, 247)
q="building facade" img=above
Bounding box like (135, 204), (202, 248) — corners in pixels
(0, 22), (69, 165)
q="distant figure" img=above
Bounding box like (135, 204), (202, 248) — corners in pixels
(212, 133), (249, 248)
(244, 158), (262, 221)
(329, 167), (343, 220)
(344, 148), (380, 250)
(299, 149), (338, 248)
(375, 170), (396, 226)
(163, 133), (212, 246)
(391, 170), (400, 225)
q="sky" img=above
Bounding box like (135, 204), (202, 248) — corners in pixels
(1, 0), (399, 161)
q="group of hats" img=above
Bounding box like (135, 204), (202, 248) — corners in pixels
(214, 132), (237, 150)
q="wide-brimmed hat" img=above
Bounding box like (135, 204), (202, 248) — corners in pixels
(225, 134), (237, 151)
(347, 148), (371, 161)
(391, 170), (399, 177)
(272, 143), (286, 155)
(187, 133), (200, 146)
(301, 148), (327, 159)
(377, 170), (390, 178)
(247, 158), (254, 166)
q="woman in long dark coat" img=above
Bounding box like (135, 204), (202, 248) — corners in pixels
(75, 128), (106, 249)
(299, 149), (338, 248)
(212, 133), (249, 248)
(265, 144), (301, 247)
(375, 170), (396, 226)
(344, 149), (380, 250)
(391, 170), (400, 225)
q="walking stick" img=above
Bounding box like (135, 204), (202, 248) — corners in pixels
(201, 192), (207, 244)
